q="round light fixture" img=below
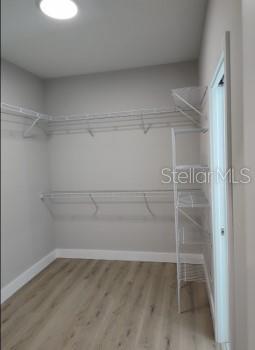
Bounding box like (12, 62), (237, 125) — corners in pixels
(39, 0), (78, 20)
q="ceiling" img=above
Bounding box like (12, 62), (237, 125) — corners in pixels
(1, 0), (208, 78)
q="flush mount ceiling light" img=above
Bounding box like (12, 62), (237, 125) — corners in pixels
(39, 0), (78, 20)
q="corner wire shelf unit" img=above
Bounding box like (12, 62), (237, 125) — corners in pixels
(170, 86), (210, 313)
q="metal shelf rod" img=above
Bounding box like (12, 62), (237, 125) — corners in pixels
(41, 191), (173, 200)
(40, 188), (202, 199)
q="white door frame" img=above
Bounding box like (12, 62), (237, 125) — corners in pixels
(209, 32), (233, 349)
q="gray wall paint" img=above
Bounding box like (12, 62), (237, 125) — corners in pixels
(1, 60), (200, 288)
(199, 1), (245, 349)
(1, 60), (54, 287)
(44, 62), (198, 114)
(44, 62), (200, 252)
(1, 60), (44, 111)
(242, 0), (255, 348)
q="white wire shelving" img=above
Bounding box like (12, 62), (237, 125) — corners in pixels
(1, 103), (48, 137)
(175, 164), (209, 171)
(40, 189), (177, 220)
(171, 86), (207, 128)
(1, 104), (196, 137)
(1, 87), (208, 137)
(171, 86), (210, 313)
(46, 109), (195, 136)
(179, 263), (205, 283)
(177, 190), (209, 208)
(178, 226), (211, 247)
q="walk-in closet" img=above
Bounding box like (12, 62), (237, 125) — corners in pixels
(2, 0), (249, 349)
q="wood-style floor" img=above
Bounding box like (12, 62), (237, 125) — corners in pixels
(1, 259), (215, 350)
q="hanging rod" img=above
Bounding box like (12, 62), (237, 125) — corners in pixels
(40, 189), (177, 200)
(40, 188), (201, 198)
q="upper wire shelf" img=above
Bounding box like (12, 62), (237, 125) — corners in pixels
(171, 86), (207, 128)
(1, 103), (195, 137)
(47, 108), (195, 135)
(1, 103), (48, 121)
(1, 103), (48, 137)
(1, 85), (207, 137)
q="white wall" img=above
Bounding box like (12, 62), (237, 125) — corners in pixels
(242, 1), (255, 348)
(1, 60), (54, 287)
(44, 62), (200, 253)
(199, 1), (245, 349)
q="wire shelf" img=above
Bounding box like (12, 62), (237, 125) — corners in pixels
(172, 86), (207, 111)
(1, 86), (208, 136)
(179, 263), (205, 283)
(171, 86), (207, 128)
(1, 103), (197, 137)
(47, 108), (194, 135)
(1, 103), (48, 121)
(175, 164), (209, 171)
(40, 190), (175, 219)
(177, 190), (209, 208)
(178, 227), (211, 246)
(171, 105), (210, 313)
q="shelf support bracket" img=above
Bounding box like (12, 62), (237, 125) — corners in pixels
(144, 125), (152, 134)
(40, 194), (54, 216)
(143, 193), (155, 217)
(88, 128), (94, 137)
(172, 92), (204, 117)
(175, 106), (200, 127)
(178, 207), (204, 231)
(23, 114), (41, 138)
(86, 121), (94, 137)
(89, 194), (99, 216)
(140, 114), (151, 134)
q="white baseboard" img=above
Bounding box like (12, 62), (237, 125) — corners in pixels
(1, 250), (56, 304)
(56, 248), (203, 264)
(1, 249), (203, 304)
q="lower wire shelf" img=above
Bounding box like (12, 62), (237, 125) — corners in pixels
(179, 263), (205, 283)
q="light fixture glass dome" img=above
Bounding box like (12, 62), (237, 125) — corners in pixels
(39, 0), (78, 20)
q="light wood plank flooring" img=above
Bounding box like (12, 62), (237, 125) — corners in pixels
(1, 259), (216, 350)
